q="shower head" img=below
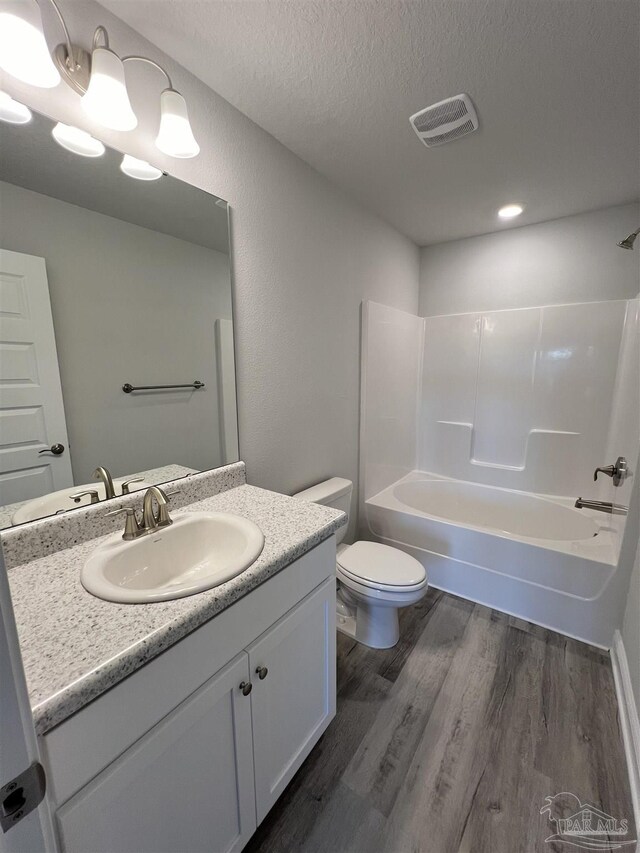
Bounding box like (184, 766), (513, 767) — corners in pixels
(617, 227), (640, 250)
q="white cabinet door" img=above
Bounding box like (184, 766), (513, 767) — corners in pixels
(248, 578), (336, 823)
(56, 653), (256, 853)
(0, 249), (73, 506)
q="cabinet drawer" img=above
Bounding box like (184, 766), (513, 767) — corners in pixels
(43, 536), (335, 807)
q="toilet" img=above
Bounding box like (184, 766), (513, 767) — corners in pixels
(293, 478), (428, 649)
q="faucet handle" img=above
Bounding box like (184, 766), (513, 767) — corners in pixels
(593, 465), (616, 481)
(69, 489), (100, 505)
(593, 456), (628, 486)
(155, 487), (177, 525)
(105, 506), (142, 540)
(121, 477), (145, 495)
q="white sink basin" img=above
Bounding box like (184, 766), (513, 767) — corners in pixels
(12, 478), (152, 525)
(81, 511), (265, 603)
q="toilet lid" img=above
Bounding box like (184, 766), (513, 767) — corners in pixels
(337, 541), (426, 589)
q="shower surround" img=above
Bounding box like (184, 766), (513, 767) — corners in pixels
(360, 299), (639, 646)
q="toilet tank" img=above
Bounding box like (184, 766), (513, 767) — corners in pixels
(293, 478), (352, 545)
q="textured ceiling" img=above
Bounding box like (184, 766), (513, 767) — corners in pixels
(101, 0), (640, 245)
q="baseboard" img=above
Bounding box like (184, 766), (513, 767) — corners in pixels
(610, 629), (640, 840)
(428, 580), (610, 650)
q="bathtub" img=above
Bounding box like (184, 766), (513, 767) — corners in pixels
(391, 478), (599, 543)
(364, 472), (621, 647)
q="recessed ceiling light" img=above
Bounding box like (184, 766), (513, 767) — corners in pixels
(0, 91), (32, 124)
(498, 203), (524, 220)
(52, 122), (106, 157)
(120, 154), (163, 181)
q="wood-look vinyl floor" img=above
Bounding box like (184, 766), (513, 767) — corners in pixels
(245, 589), (636, 853)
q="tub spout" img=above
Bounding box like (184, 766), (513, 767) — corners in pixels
(575, 497), (628, 515)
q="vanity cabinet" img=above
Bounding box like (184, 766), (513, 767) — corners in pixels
(248, 580), (336, 822)
(56, 654), (256, 853)
(41, 538), (336, 853)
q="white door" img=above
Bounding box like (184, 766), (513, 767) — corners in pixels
(0, 548), (57, 853)
(56, 653), (257, 853)
(215, 318), (239, 463)
(0, 249), (72, 509)
(248, 578), (336, 823)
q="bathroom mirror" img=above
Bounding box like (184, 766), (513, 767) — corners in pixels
(0, 108), (238, 529)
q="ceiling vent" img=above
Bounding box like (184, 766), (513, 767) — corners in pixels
(410, 94), (479, 148)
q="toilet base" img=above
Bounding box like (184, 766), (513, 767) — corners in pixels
(336, 613), (357, 640)
(354, 602), (400, 649)
(336, 586), (401, 649)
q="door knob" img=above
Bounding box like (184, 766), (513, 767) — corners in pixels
(255, 666), (268, 680)
(38, 443), (65, 456)
(239, 681), (252, 696)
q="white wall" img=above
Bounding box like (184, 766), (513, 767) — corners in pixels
(419, 204), (640, 317)
(0, 0), (419, 532)
(0, 180), (231, 483)
(419, 300), (631, 498)
(622, 540), (640, 713)
(360, 301), (423, 504)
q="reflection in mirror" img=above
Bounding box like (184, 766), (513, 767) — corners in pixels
(0, 109), (238, 528)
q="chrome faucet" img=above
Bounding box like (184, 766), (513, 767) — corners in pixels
(106, 486), (177, 541)
(94, 466), (116, 500)
(575, 498), (628, 515)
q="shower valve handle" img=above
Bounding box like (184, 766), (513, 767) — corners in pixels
(594, 465), (615, 480)
(593, 457), (628, 487)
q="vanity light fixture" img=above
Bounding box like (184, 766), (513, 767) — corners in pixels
(0, 91), (32, 124)
(0, 1), (61, 87)
(156, 88), (200, 158)
(0, 0), (200, 157)
(81, 31), (137, 132)
(120, 154), (163, 181)
(52, 122), (105, 157)
(498, 203), (524, 220)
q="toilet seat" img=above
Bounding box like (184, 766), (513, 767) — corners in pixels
(337, 541), (427, 593)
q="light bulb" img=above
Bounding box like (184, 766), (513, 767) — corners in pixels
(120, 154), (162, 181)
(82, 47), (137, 132)
(498, 204), (524, 220)
(52, 123), (105, 157)
(0, 91), (32, 124)
(0, 2), (60, 88)
(155, 89), (199, 158)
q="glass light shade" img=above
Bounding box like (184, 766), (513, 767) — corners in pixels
(0, 2), (60, 88)
(120, 154), (162, 181)
(0, 91), (32, 124)
(52, 122), (105, 157)
(155, 89), (200, 158)
(498, 203), (524, 219)
(81, 47), (137, 132)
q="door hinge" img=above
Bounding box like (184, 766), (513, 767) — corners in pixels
(0, 762), (46, 833)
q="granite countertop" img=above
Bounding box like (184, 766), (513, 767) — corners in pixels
(7, 484), (346, 735)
